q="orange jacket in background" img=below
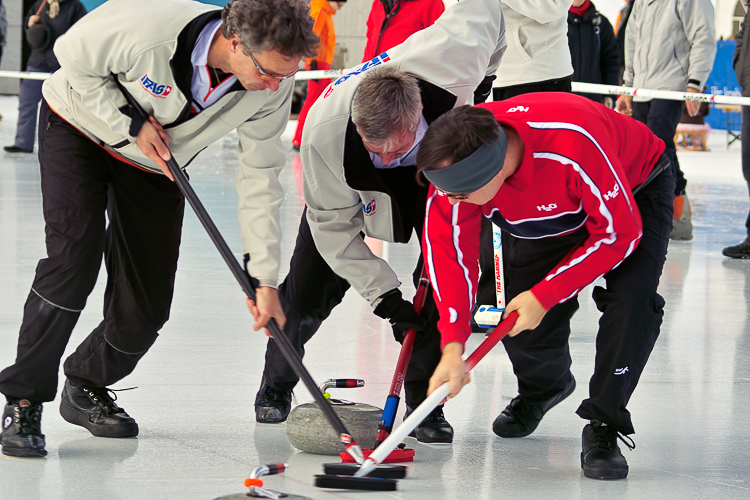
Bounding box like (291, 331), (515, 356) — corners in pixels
(308, 0), (337, 66)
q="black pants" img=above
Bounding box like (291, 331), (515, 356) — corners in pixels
(262, 208), (442, 408)
(742, 105), (750, 236)
(479, 77), (572, 306)
(0, 101), (184, 403)
(500, 164), (674, 435)
(633, 99), (685, 196)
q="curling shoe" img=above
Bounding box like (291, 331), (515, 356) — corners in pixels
(493, 375), (575, 438)
(581, 420), (634, 480)
(1, 399), (47, 457)
(255, 381), (292, 423)
(406, 405), (454, 444)
(60, 379), (138, 438)
(722, 236), (750, 259)
(670, 191), (693, 241)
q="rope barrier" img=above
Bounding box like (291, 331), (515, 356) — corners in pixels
(4, 69), (747, 106)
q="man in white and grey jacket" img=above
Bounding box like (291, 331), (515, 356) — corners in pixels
(255, 0), (505, 443)
(0, 0), (318, 458)
(616, 0), (716, 241)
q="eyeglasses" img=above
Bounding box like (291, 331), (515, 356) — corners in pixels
(436, 188), (469, 201)
(249, 52), (298, 81)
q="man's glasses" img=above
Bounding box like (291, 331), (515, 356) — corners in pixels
(249, 52), (298, 81)
(436, 188), (469, 201)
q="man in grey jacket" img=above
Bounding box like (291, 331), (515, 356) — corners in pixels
(0, 0), (318, 458)
(724, 2), (750, 259)
(616, 0), (715, 241)
(254, 0), (505, 444)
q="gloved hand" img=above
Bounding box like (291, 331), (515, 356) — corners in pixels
(473, 74), (496, 104)
(373, 289), (427, 344)
(308, 59), (319, 71)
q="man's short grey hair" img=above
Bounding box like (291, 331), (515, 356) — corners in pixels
(221, 0), (319, 59)
(351, 67), (423, 148)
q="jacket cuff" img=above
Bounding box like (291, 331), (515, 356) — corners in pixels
(528, 282), (560, 312)
(439, 323), (471, 350)
(687, 79), (702, 91)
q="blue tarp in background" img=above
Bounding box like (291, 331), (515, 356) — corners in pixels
(705, 39), (742, 131)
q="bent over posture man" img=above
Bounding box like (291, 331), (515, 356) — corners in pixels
(0, 0), (318, 458)
(253, 0), (505, 444)
(420, 94), (672, 479)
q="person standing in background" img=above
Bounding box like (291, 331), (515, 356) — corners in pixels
(4, 0), (87, 154)
(361, 0), (444, 63)
(567, 0), (619, 105)
(724, 2), (750, 258)
(0, 0), (6, 120)
(291, 0), (345, 151)
(614, 0), (633, 85)
(616, 0), (716, 241)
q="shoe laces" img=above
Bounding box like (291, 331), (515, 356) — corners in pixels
(591, 421), (636, 452)
(422, 405), (446, 425)
(13, 401), (42, 435)
(507, 396), (543, 423)
(82, 386), (135, 415)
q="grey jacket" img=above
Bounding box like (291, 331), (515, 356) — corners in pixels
(42, 0), (293, 288)
(624, 0), (715, 101)
(301, 0), (506, 307)
(734, 4), (750, 96)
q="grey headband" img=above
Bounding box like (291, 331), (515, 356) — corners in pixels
(422, 127), (508, 194)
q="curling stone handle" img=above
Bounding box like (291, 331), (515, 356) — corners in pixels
(250, 463), (288, 479)
(319, 379), (365, 392)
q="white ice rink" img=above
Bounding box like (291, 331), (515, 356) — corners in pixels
(1, 94), (750, 499)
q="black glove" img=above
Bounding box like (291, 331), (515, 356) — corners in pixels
(308, 59), (319, 71)
(373, 289), (427, 344)
(473, 74), (496, 104)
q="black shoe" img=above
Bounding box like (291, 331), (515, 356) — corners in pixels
(1, 399), (47, 457)
(255, 382), (292, 423)
(581, 420), (634, 480)
(4, 145), (33, 153)
(492, 376), (576, 438)
(722, 237), (750, 259)
(406, 405), (454, 444)
(59, 380), (138, 438)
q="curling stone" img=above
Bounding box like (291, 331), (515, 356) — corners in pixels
(286, 379), (382, 455)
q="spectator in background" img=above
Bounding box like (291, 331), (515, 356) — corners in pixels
(614, 0), (633, 85)
(5, 0), (87, 154)
(291, 0), (345, 151)
(724, 2), (750, 258)
(616, 0), (715, 241)
(567, 0), (619, 105)
(361, 0), (444, 63)
(0, 0), (6, 120)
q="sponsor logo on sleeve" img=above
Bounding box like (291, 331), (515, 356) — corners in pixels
(140, 74), (173, 99)
(323, 52), (391, 98)
(363, 199), (377, 216)
(603, 184), (620, 201)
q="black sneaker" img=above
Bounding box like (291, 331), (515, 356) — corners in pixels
(3, 145), (33, 153)
(581, 420), (635, 480)
(492, 375), (576, 438)
(722, 237), (750, 259)
(59, 379), (138, 438)
(1, 399), (47, 457)
(255, 382), (292, 423)
(406, 405), (454, 444)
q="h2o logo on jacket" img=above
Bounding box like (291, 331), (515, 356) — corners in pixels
(324, 52), (391, 98)
(140, 74), (172, 99)
(363, 199), (377, 216)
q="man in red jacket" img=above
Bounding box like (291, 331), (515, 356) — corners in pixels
(417, 93), (673, 480)
(362, 0), (444, 62)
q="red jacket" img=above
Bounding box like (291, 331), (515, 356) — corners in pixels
(362, 0), (444, 62)
(422, 93), (665, 348)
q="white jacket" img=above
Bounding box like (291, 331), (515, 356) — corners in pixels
(493, 0), (573, 87)
(42, 0), (293, 288)
(301, 0), (506, 306)
(624, 0), (715, 101)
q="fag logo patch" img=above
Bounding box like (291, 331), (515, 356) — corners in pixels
(140, 74), (173, 99)
(323, 52), (391, 98)
(363, 199), (377, 216)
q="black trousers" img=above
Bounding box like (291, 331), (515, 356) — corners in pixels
(741, 105), (750, 236)
(633, 99), (685, 196)
(262, 208), (442, 408)
(499, 165), (674, 435)
(479, 76), (572, 306)
(0, 101), (184, 403)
